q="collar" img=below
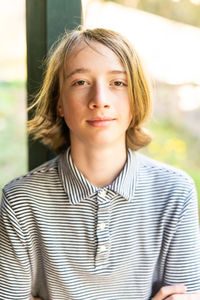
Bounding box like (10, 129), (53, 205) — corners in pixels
(58, 148), (138, 205)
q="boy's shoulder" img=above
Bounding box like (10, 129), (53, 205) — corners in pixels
(3, 155), (60, 194)
(135, 151), (194, 186)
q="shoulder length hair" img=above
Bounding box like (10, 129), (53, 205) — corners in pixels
(28, 27), (152, 154)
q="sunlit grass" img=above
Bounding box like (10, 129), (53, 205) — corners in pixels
(0, 81), (27, 192)
(142, 118), (200, 215)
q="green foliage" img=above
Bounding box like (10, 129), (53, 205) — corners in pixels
(142, 119), (200, 214)
(103, 0), (200, 27)
(137, 0), (200, 27)
(0, 81), (27, 192)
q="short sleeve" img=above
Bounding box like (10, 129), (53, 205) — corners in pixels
(163, 184), (200, 292)
(0, 190), (32, 300)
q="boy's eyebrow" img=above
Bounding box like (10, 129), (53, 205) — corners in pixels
(108, 70), (126, 75)
(65, 68), (126, 79)
(65, 68), (90, 79)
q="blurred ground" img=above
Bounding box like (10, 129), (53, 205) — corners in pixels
(0, 0), (27, 190)
(0, 0), (26, 81)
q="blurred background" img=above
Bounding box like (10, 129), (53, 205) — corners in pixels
(0, 0), (200, 213)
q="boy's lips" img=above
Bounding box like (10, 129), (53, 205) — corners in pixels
(86, 117), (116, 127)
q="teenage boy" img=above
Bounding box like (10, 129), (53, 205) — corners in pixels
(0, 28), (200, 300)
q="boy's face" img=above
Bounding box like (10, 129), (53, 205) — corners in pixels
(58, 41), (132, 149)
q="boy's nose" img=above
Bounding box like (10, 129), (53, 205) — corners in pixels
(88, 83), (110, 109)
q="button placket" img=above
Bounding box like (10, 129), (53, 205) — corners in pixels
(99, 189), (107, 198)
(99, 222), (106, 230)
(95, 190), (111, 268)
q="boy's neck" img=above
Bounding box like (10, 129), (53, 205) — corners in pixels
(70, 142), (127, 188)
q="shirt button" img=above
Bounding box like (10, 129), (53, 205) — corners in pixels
(99, 222), (106, 230)
(100, 244), (107, 252)
(99, 190), (107, 197)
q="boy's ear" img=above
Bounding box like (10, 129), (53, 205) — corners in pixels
(57, 99), (64, 117)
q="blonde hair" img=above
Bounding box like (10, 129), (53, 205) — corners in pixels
(28, 27), (152, 154)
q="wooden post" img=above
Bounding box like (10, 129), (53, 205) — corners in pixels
(26, 0), (82, 170)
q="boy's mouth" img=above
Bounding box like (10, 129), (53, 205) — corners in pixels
(86, 117), (116, 127)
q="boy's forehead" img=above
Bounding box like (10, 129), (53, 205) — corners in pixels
(67, 41), (89, 59)
(65, 41), (107, 64)
(63, 40), (125, 71)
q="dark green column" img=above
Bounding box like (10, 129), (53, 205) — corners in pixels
(26, 0), (82, 170)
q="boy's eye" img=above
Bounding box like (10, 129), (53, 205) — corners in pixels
(74, 80), (87, 86)
(113, 81), (126, 87)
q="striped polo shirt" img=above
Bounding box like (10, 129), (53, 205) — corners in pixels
(0, 148), (200, 300)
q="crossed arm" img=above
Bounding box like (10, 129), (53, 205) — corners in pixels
(32, 285), (200, 300)
(152, 285), (200, 299)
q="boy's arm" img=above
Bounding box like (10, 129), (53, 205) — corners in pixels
(151, 183), (200, 299)
(161, 184), (200, 292)
(0, 191), (32, 300)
